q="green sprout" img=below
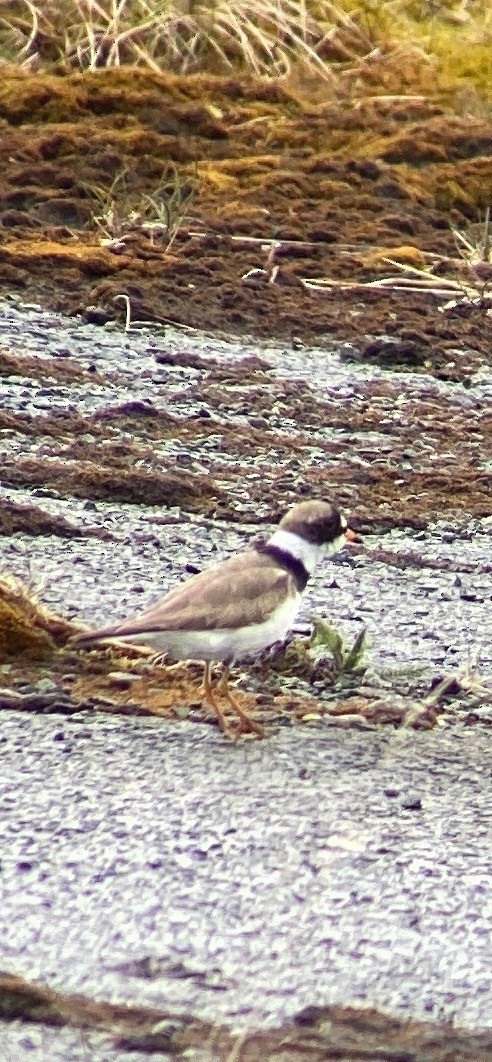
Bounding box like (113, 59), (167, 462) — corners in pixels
(310, 615), (369, 676)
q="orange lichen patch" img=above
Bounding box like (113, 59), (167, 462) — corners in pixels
(360, 245), (428, 270)
(70, 664), (321, 729)
(0, 576), (76, 662)
(72, 666), (211, 718)
(0, 241), (129, 276)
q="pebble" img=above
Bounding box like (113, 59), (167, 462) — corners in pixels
(106, 672), (142, 688)
(401, 794), (423, 811)
(21, 679), (60, 695)
(325, 714), (376, 729)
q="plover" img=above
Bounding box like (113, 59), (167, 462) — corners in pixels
(74, 500), (356, 737)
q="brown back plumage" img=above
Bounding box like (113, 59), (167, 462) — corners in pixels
(74, 549), (296, 645)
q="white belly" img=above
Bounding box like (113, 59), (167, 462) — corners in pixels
(127, 591), (302, 662)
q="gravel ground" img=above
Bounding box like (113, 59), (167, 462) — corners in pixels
(2, 513), (492, 686)
(0, 713), (490, 1032)
(1, 297), (491, 682)
(0, 298), (491, 1058)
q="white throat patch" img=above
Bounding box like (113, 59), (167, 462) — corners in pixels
(268, 529), (324, 575)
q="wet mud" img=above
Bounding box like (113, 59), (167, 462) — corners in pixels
(0, 68), (491, 379)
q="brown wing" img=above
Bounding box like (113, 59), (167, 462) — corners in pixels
(76, 550), (295, 643)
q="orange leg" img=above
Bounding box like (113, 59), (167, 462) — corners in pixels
(215, 665), (265, 738)
(200, 661), (233, 735)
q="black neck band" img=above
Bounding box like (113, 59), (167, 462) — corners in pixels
(255, 541), (309, 592)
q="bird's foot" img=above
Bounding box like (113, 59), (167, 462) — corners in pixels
(200, 665), (266, 738)
(201, 691), (265, 739)
(221, 689), (266, 738)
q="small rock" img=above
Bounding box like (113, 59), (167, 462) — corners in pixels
(0, 687), (22, 700)
(106, 672), (141, 689)
(255, 693), (275, 705)
(323, 714), (375, 729)
(28, 679), (60, 695)
(173, 706), (191, 719)
(401, 794), (423, 811)
(83, 305), (111, 326)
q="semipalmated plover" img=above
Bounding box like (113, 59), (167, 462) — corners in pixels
(74, 500), (356, 737)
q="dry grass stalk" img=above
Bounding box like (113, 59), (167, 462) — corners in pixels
(0, 572), (77, 659)
(302, 216), (492, 307)
(0, 0), (371, 77)
(401, 650), (488, 730)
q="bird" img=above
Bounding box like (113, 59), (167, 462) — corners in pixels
(73, 499), (356, 737)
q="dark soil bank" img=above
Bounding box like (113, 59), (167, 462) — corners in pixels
(0, 68), (491, 380)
